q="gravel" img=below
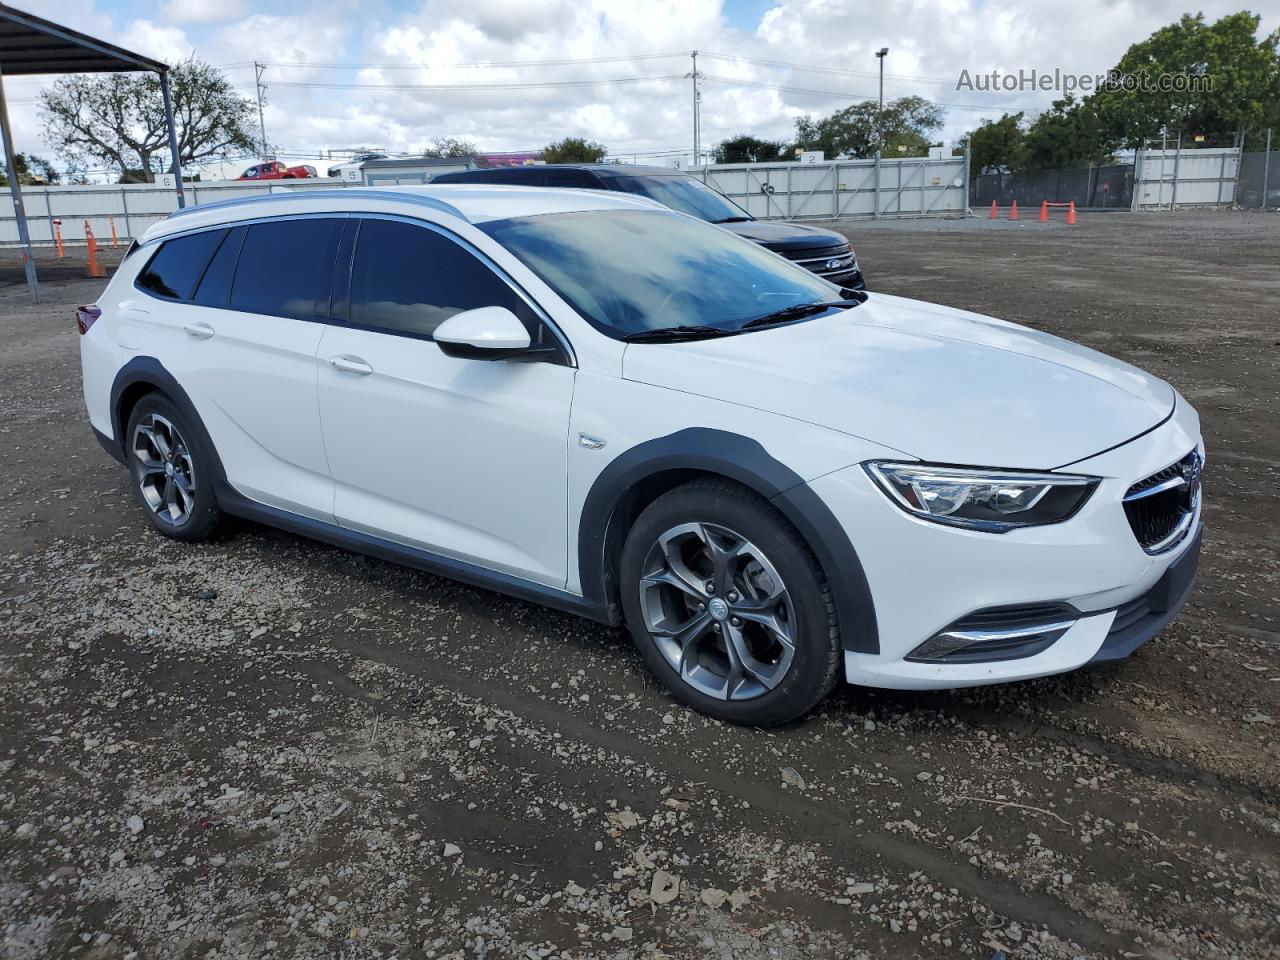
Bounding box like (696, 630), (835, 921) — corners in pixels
(1, 213), (1278, 958)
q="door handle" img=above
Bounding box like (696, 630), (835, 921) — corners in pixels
(184, 322), (215, 340)
(328, 355), (373, 375)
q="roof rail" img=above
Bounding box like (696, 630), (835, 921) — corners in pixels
(163, 187), (468, 224)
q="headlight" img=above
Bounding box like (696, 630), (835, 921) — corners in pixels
(864, 462), (1099, 532)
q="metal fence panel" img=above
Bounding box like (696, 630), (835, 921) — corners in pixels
(3, 160), (967, 246)
(1134, 147), (1240, 208)
(699, 157), (967, 221)
(1, 179), (363, 246)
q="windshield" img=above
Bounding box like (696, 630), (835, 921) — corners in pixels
(479, 209), (841, 340)
(608, 175), (751, 223)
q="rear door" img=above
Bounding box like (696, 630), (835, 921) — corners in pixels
(315, 216), (576, 586)
(154, 217), (342, 520)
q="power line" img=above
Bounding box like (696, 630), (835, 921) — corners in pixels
(227, 52), (687, 71)
(700, 73), (997, 112)
(270, 74), (685, 92)
(700, 51), (953, 85)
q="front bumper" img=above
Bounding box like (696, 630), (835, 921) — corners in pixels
(1088, 525), (1200, 663)
(808, 398), (1203, 690)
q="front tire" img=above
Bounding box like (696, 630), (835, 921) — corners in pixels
(619, 479), (840, 726)
(125, 393), (223, 541)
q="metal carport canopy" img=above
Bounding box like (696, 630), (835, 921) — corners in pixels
(0, 1), (185, 301)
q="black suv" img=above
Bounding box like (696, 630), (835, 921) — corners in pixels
(432, 164), (863, 289)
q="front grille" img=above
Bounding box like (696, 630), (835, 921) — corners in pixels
(1123, 450), (1202, 554)
(781, 242), (851, 262)
(782, 242), (857, 279)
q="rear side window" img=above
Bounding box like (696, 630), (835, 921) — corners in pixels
(230, 218), (342, 320)
(193, 227), (245, 307)
(136, 229), (226, 300)
(347, 218), (534, 338)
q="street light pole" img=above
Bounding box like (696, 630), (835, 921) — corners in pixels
(875, 47), (888, 220)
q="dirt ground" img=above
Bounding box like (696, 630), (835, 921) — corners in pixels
(1, 211), (1277, 960)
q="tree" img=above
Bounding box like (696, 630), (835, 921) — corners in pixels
(40, 58), (256, 183)
(713, 134), (792, 164)
(1093, 11), (1280, 144)
(541, 137), (607, 164)
(967, 113), (1028, 172)
(1024, 95), (1116, 169)
(420, 137), (477, 158)
(0, 153), (59, 186)
(793, 95), (943, 159)
(883, 131), (933, 158)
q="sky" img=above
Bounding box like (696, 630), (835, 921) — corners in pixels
(3, 0), (1278, 180)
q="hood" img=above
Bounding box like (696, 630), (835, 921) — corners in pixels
(719, 219), (849, 252)
(621, 293), (1175, 470)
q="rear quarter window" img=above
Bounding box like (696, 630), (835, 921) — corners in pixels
(135, 229), (227, 301)
(193, 227), (245, 307)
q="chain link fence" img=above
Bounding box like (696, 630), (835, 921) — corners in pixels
(970, 165), (1133, 210)
(1235, 130), (1278, 210)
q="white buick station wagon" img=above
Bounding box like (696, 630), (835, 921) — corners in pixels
(79, 185), (1204, 725)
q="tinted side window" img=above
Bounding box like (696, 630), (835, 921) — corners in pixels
(348, 219), (533, 338)
(432, 170), (485, 184)
(193, 227), (245, 307)
(230, 218), (342, 320)
(545, 169), (594, 188)
(136, 229), (226, 300)
(489, 169), (541, 186)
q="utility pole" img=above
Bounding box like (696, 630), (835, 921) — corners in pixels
(254, 61), (268, 159)
(687, 50), (702, 168)
(875, 47), (888, 220)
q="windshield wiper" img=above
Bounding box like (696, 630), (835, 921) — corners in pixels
(738, 299), (863, 331)
(621, 325), (739, 343)
(712, 216), (754, 223)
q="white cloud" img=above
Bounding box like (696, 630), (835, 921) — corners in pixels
(116, 19), (193, 63)
(3, 0), (1276, 178)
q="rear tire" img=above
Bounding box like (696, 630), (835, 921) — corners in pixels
(124, 393), (223, 542)
(619, 479), (840, 726)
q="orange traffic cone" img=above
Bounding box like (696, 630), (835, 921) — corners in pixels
(85, 221), (104, 279)
(1066, 201), (1077, 225)
(1039, 200), (1048, 222)
(1010, 200), (1019, 221)
(109, 216), (119, 248)
(54, 220), (64, 258)
(988, 200), (997, 219)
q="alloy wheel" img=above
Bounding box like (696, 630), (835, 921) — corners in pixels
(131, 413), (197, 527)
(638, 522), (797, 701)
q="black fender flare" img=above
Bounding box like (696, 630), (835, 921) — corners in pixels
(577, 427), (879, 654)
(107, 356), (230, 487)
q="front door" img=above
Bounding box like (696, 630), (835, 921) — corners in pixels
(316, 217), (576, 587)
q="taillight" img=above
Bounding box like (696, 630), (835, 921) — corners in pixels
(76, 304), (102, 335)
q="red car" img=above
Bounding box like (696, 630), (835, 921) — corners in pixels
(237, 161), (317, 181)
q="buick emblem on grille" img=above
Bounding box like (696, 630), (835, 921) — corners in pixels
(1180, 452), (1203, 495)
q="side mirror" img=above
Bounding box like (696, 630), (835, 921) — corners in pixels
(433, 306), (532, 361)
